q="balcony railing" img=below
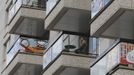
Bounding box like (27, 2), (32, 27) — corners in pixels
(43, 33), (98, 69)
(7, 36), (48, 65)
(91, 0), (113, 18)
(8, 0), (46, 24)
(43, 34), (63, 68)
(46, 0), (60, 15)
(90, 39), (134, 75)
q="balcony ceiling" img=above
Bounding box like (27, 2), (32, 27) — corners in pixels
(10, 17), (49, 40)
(54, 67), (90, 75)
(53, 9), (91, 34)
(45, 0), (91, 34)
(95, 8), (134, 39)
(9, 63), (42, 75)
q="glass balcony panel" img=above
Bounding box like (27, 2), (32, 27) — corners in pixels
(7, 38), (22, 65)
(8, 4), (16, 23)
(46, 0), (59, 15)
(98, 38), (116, 55)
(104, 0), (111, 5)
(91, 42), (122, 75)
(22, 0), (45, 8)
(89, 38), (98, 54)
(63, 34), (79, 52)
(52, 36), (63, 60)
(43, 35), (63, 69)
(91, 0), (111, 18)
(43, 48), (52, 68)
(8, 0), (45, 23)
(63, 34), (90, 54)
(15, 0), (22, 12)
(7, 37), (48, 65)
(22, 0), (37, 7)
(91, 56), (107, 75)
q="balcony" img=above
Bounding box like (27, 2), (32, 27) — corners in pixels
(91, 0), (134, 39)
(42, 33), (97, 75)
(45, 0), (91, 34)
(1, 37), (48, 75)
(7, 0), (49, 39)
(90, 39), (134, 75)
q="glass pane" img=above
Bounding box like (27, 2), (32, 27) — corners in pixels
(43, 48), (52, 68)
(91, 56), (107, 75)
(89, 38), (98, 54)
(7, 39), (22, 65)
(46, 0), (59, 15)
(63, 34), (89, 54)
(103, 0), (111, 5)
(91, 44), (120, 75)
(22, 0), (45, 8)
(98, 38), (116, 55)
(8, 0), (22, 23)
(8, 5), (15, 23)
(7, 37), (48, 65)
(15, 0), (22, 13)
(91, 0), (111, 18)
(52, 36), (63, 60)
(8, 0), (45, 23)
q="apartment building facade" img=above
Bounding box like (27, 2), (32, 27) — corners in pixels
(0, 0), (134, 75)
(0, 0), (49, 75)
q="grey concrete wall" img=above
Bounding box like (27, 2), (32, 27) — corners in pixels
(0, 0), (11, 73)
(0, 0), (22, 73)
